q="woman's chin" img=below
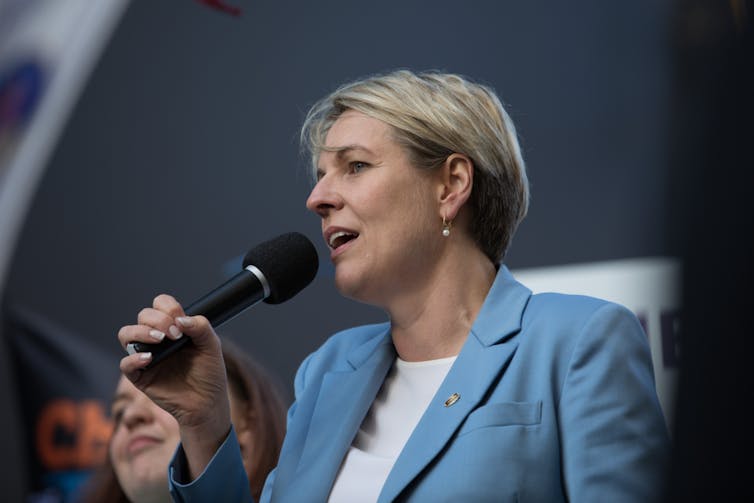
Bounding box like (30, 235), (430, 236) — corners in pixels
(333, 270), (372, 304)
(121, 470), (169, 503)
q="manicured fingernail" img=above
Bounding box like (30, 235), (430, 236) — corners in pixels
(149, 329), (166, 341)
(176, 316), (195, 328)
(138, 352), (152, 361)
(168, 325), (183, 339)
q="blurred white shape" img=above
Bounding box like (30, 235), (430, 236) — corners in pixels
(0, 0), (130, 296)
(512, 257), (681, 432)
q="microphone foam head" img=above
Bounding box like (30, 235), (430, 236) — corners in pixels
(242, 232), (319, 304)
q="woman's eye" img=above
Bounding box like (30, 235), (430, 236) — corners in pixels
(350, 161), (368, 173)
(111, 409), (124, 425)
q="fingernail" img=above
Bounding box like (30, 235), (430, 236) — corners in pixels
(176, 316), (195, 328)
(168, 325), (183, 339)
(138, 352), (152, 361)
(149, 329), (166, 341)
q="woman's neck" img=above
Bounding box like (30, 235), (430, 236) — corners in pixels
(386, 245), (496, 362)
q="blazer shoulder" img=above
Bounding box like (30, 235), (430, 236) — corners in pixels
(296, 321), (392, 383)
(519, 292), (645, 349)
(524, 291), (636, 326)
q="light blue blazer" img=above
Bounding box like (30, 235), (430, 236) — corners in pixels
(170, 267), (670, 502)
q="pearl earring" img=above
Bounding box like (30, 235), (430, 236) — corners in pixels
(442, 216), (452, 237)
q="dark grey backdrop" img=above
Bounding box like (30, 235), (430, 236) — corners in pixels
(1, 0), (679, 499)
(6, 0), (674, 394)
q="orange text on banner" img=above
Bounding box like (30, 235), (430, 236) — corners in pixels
(36, 399), (113, 470)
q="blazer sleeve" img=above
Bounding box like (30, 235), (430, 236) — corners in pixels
(558, 302), (670, 502)
(168, 426), (253, 503)
(167, 347), (319, 503)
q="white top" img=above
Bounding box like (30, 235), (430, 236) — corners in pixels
(327, 355), (457, 503)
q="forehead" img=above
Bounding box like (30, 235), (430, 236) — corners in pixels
(323, 110), (393, 150)
(113, 375), (138, 399)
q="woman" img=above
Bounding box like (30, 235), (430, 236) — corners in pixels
(118, 70), (670, 501)
(82, 341), (285, 502)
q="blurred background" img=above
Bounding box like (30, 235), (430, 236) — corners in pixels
(0, 0), (750, 501)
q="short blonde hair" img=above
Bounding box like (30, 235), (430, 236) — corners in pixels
(301, 69), (529, 264)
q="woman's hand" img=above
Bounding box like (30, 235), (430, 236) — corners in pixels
(117, 294), (231, 479)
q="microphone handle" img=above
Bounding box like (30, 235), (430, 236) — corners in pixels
(126, 269), (267, 367)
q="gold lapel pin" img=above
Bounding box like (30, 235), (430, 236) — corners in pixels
(444, 393), (460, 407)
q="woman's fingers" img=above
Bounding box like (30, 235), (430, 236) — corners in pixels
(115, 296), (186, 358)
(174, 314), (216, 349)
(132, 294), (187, 339)
(119, 350), (153, 379)
(136, 307), (184, 341)
(152, 293), (185, 317)
(118, 324), (157, 349)
(116, 293), (222, 383)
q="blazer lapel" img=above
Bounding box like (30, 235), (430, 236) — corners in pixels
(283, 329), (395, 502)
(378, 267), (531, 503)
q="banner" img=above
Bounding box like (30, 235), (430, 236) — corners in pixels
(4, 303), (119, 502)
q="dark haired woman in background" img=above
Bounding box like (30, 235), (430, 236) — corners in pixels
(82, 340), (285, 502)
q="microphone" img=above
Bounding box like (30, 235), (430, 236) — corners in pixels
(126, 232), (318, 367)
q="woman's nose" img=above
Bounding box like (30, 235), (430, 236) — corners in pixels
(306, 176), (342, 218)
(121, 397), (154, 429)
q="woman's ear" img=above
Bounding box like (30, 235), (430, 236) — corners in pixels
(232, 409), (255, 470)
(438, 153), (473, 221)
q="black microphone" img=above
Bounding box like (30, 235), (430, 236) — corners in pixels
(126, 232), (318, 367)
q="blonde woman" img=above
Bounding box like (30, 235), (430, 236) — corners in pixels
(118, 70), (669, 502)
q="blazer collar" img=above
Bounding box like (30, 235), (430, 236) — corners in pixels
(470, 265), (531, 347)
(281, 327), (395, 502)
(347, 324), (393, 368)
(378, 266), (532, 502)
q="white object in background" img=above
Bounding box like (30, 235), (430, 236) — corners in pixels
(512, 257), (681, 431)
(0, 0), (130, 298)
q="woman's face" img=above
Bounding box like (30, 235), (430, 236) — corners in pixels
(109, 376), (180, 503)
(306, 110), (443, 306)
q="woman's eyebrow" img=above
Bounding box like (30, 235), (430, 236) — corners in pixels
(110, 392), (130, 407)
(321, 144), (376, 157)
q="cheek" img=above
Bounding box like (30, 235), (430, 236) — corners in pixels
(109, 428), (126, 464)
(383, 189), (437, 245)
(156, 412), (181, 443)
(109, 430), (133, 486)
(365, 178), (432, 227)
